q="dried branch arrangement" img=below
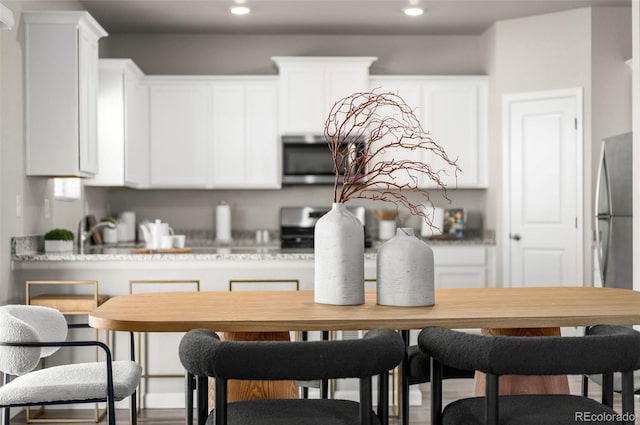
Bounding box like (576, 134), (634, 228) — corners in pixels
(324, 90), (461, 225)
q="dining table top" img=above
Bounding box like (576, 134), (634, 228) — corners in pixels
(88, 286), (640, 333)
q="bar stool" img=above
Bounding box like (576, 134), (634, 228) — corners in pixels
(128, 279), (200, 420)
(25, 279), (110, 424)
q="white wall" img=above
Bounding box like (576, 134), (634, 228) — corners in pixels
(1, 0), (87, 306)
(102, 33), (486, 76)
(489, 7), (631, 286)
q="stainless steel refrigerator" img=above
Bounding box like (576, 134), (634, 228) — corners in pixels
(595, 132), (633, 289)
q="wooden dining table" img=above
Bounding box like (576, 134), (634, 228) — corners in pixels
(89, 286), (640, 425)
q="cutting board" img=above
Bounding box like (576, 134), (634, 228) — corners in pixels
(131, 248), (192, 254)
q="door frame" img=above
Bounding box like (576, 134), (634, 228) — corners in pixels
(501, 88), (584, 287)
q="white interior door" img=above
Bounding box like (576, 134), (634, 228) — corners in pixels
(505, 90), (582, 287)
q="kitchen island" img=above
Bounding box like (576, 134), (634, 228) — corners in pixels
(11, 234), (495, 410)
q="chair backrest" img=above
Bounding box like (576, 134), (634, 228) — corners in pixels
(179, 327), (405, 381)
(0, 304), (68, 375)
(418, 325), (640, 376)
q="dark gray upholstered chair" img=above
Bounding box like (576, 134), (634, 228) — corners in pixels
(407, 344), (475, 385)
(582, 325), (640, 406)
(419, 325), (640, 425)
(179, 328), (405, 425)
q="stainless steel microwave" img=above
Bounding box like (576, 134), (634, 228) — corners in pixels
(281, 135), (365, 185)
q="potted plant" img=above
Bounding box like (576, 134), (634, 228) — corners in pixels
(44, 228), (74, 252)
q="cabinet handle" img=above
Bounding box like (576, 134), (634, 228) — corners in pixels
(510, 234), (521, 241)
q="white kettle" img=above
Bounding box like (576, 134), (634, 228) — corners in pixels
(139, 219), (174, 249)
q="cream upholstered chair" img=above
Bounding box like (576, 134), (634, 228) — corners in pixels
(0, 305), (141, 425)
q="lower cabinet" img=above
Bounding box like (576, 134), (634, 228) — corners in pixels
(433, 245), (493, 289)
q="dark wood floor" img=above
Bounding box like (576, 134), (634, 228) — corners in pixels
(8, 376), (639, 424)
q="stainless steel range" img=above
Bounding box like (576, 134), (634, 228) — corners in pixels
(280, 206), (370, 249)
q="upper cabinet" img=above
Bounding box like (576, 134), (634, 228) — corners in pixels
(145, 76), (280, 189)
(369, 76), (488, 189)
(273, 57), (377, 135)
(24, 11), (107, 177)
(86, 59), (149, 188)
(148, 79), (210, 188)
(210, 79), (279, 189)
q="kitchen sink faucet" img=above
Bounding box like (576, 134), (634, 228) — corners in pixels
(77, 218), (116, 254)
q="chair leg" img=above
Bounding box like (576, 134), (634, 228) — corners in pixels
(2, 374), (9, 425)
(485, 374), (499, 425)
(215, 378), (228, 425)
(430, 357), (443, 425)
(400, 330), (410, 425)
(621, 371), (635, 425)
(601, 372), (614, 408)
(131, 390), (138, 425)
(377, 371), (389, 425)
(581, 374), (589, 397)
(359, 377), (372, 425)
(185, 372), (194, 425)
(321, 331), (330, 399)
(196, 376), (208, 425)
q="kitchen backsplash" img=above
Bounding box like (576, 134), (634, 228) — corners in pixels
(86, 186), (488, 234)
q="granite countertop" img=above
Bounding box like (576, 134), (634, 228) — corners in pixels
(12, 232), (495, 263)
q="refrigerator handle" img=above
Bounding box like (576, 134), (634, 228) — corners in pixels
(594, 144), (610, 285)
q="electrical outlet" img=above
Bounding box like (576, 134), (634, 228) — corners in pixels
(43, 199), (50, 219)
(15, 194), (22, 218)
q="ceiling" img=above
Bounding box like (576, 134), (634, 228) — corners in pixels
(78, 0), (631, 36)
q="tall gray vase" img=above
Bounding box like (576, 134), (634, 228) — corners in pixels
(376, 227), (434, 306)
(314, 203), (365, 305)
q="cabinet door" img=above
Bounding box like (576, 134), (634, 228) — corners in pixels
(367, 79), (423, 187)
(324, 65), (369, 116)
(435, 267), (486, 289)
(279, 67), (324, 134)
(88, 60), (148, 188)
(149, 84), (209, 187)
(25, 12), (106, 177)
(245, 84), (279, 187)
(422, 81), (487, 188)
(210, 84), (246, 186)
(89, 62), (125, 186)
(432, 245), (487, 288)
(78, 25), (99, 175)
(210, 82), (280, 188)
(125, 73), (149, 187)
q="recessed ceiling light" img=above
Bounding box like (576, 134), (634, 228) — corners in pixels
(230, 6), (251, 15)
(403, 7), (424, 17)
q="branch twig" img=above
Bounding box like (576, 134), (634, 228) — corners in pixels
(324, 90), (461, 228)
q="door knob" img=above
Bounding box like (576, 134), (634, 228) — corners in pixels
(510, 234), (521, 241)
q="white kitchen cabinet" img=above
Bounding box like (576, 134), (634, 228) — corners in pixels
(87, 59), (149, 188)
(210, 79), (280, 188)
(432, 245), (494, 288)
(273, 57), (377, 134)
(369, 76), (488, 189)
(148, 80), (209, 188)
(24, 11), (107, 177)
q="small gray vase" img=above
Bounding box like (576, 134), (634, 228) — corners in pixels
(376, 227), (434, 306)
